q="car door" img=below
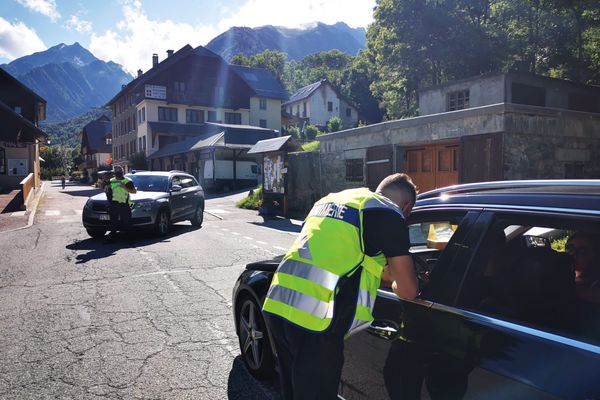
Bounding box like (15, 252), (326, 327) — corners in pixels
(177, 175), (198, 217)
(169, 175), (186, 220)
(339, 209), (482, 400)
(434, 210), (600, 400)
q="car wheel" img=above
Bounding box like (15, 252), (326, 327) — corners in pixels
(154, 209), (170, 236)
(237, 295), (275, 380)
(190, 205), (204, 227)
(86, 228), (106, 239)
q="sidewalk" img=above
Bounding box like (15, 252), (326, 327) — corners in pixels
(0, 181), (46, 233)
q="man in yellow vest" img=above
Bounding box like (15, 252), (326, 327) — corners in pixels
(263, 173), (418, 400)
(106, 165), (137, 243)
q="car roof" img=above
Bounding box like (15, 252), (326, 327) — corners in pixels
(414, 180), (600, 215)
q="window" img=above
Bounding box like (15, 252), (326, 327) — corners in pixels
(458, 213), (600, 346)
(158, 106), (178, 122)
(407, 150), (419, 173)
(259, 98), (267, 110)
(565, 162), (585, 178)
(303, 102), (307, 117)
(207, 111), (218, 122)
(447, 90), (470, 111)
(0, 147), (5, 174)
(438, 149), (452, 172)
(174, 81), (185, 92)
(346, 108), (351, 117)
(345, 159), (363, 182)
(511, 83), (546, 107)
(422, 151), (432, 172)
(186, 109), (204, 124)
(259, 119), (267, 128)
(138, 137), (142, 151)
(568, 93), (600, 113)
(225, 112), (242, 125)
(178, 176), (197, 188)
(14, 106), (21, 114)
(142, 135), (146, 151)
(327, 101), (333, 112)
(142, 106), (145, 122)
(296, 105), (300, 117)
(105, 137), (112, 145)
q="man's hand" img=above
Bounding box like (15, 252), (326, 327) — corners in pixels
(386, 255), (418, 300)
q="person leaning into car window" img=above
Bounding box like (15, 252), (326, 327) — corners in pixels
(105, 166), (136, 243)
(567, 232), (600, 303)
(262, 173), (418, 400)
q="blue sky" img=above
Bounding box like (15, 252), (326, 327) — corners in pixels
(0, 0), (376, 74)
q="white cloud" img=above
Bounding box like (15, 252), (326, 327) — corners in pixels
(218, 0), (376, 30)
(16, 0), (60, 22)
(64, 15), (92, 34)
(0, 17), (46, 60)
(89, 1), (218, 75)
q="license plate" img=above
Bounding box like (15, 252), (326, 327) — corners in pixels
(99, 214), (110, 221)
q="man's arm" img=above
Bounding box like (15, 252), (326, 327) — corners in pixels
(123, 181), (137, 194)
(386, 255), (418, 300)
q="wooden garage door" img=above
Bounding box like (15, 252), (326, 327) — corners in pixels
(460, 133), (503, 183)
(366, 145), (393, 191)
(404, 143), (459, 193)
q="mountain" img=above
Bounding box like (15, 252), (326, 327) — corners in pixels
(1, 43), (132, 123)
(206, 22), (366, 61)
(43, 107), (112, 148)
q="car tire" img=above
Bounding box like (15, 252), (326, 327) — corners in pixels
(237, 295), (275, 380)
(154, 209), (170, 236)
(190, 205), (204, 227)
(86, 228), (107, 239)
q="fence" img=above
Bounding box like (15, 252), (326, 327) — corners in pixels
(20, 173), (34, 209)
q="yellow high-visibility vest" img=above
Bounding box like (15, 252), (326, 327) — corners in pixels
(109, 177), (131, 204)
(262, 187), (404, 334)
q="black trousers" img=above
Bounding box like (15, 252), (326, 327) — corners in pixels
(108, 201), (131, 233)
(265, 314), (345, 400)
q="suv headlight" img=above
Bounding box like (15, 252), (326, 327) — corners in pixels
(133, 200), (154, 212)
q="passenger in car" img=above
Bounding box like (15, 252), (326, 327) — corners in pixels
(567, 232), (600, 303)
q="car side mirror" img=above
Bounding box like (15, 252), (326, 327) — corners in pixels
(170, 184), (182, 192)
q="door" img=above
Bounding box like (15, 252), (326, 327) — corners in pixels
(404, 143), (459, 193)
(459, 133), (503, 184)
(339, 210), (480, 400)
(367, 145), (393, 191)
(169, 175), (186, 220)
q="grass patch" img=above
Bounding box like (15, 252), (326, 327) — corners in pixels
(302, 141), (320, 152)
(236, 186), (263, 210)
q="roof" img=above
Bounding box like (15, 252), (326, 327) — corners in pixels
(230, 65), (288, 100)
(248, 135), (301, 154)
(148, 124), (277, 159)
(415, 180), (600, 215)
(284, 80), (325, 105)
(81, 116), (112, 153)
(0, 68), (46, 104)
(0, 100), (47, 143)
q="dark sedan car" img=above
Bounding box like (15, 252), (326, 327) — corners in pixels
(83, 170), (204, 238)
(232, 180), (600, 399)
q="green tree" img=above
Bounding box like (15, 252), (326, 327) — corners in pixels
(286, 126), (301, 140)
(327, 116), (343, 133)
(304, 125), (321, 141)
(231, 50), (287, 81)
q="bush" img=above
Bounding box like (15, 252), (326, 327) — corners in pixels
(236, 186), (263, 210)
(327, 116), (342, 133)
(287, 126), (301, 140)
(304, 125), (321, 141)
(302, 141), (320, 152)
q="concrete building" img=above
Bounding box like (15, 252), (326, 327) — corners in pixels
(107, 45), (288, 172)
(315, 72), (600, 195)
(282, 79), (358, 131)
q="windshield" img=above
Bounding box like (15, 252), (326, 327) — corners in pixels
(127, 175), (169, 192)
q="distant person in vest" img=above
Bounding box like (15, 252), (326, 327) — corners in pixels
(106, 165), (136, 243)
(263, 173), (418, 400)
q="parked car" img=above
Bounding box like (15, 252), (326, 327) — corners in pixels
(82, 170), (204, 238)
(232, 180), (600, 399)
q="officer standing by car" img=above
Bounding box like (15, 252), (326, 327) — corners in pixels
(262, 173), (418, 400)
(106, 165), (137, 243)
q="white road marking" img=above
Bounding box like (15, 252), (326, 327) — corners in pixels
(243, 236), (253, 240)
(253, 245), (277, 256)
(256, 241), (267, 245)
(273, 246), (287, 251)
(10, 211), (26, 217)
(206, 208), (231, 214)
(232, 232), (240, 236)
(45, 210), (60, 216)
(221, 228), (229, 231)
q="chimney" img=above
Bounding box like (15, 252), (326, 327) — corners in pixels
(167, 49), (174, 58)
(137, 69), (143, 77)
(152, 53), (158, 67)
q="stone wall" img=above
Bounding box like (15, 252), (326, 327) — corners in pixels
(287, 151), (321, 218)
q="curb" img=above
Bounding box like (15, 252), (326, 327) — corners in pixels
(3, 181), (46, 234)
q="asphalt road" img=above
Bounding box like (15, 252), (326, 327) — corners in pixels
(0, 180), (299, 399)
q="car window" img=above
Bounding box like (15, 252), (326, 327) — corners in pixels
(178, 176), (195, 188)
(127, 174), (169, 192)
(171, 176), (181, 188)
(457, 213), (600, 346)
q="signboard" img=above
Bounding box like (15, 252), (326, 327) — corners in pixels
(145, 84), (167, 100)
(8, 159), (28, 176)
(264, 154), (285, 194)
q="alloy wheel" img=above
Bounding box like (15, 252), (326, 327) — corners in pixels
(239, 299), (264, 370)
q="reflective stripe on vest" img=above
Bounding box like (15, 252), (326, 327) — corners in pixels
(262, 187), (404, 334)
(110, 177), (130, 204)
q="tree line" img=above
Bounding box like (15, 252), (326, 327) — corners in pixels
(233, 0), (599, 121)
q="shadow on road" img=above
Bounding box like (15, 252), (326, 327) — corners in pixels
(66, 224), (198, 264)
(249, 216), (302, 234)
(61, 188), (103, 198)
(205, 187), (258, 200)
(227, 356), (279, 399)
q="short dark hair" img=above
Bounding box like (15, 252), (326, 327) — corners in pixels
(376, 173), (418, 204)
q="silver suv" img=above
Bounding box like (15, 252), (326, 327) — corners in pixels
(82, 171), (205, 238)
